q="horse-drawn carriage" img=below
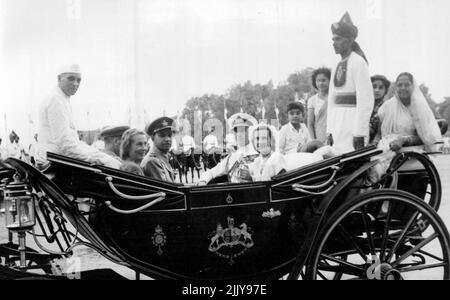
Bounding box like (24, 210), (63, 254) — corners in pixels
(0, 145), (449, 280)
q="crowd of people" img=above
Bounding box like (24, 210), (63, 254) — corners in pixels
(1, 12), (449, 187)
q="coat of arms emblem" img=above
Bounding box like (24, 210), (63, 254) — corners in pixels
(208, 217), (254, 265)
(152, 225), (167, 256)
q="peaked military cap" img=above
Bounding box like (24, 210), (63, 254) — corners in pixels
(146, 117), (175, 136)
(100, 125), (130, 138)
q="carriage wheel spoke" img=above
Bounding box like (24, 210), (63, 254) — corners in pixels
(399, 262), (447, 273)
(386, 211), (419, 262)
(317, 271), (329, 280)
(317, 264), (361, 276)
(337, 225), (367, 262)
(392, 233), (438, 268)
(361, 206), (376, 256)
(320, 254), (364, 272)
(417, 249), (444, 262)
(380, 202), (393, 262)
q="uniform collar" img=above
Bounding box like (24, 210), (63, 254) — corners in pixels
(151, 145), (170, 159)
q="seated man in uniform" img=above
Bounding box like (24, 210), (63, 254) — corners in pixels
(99, 125), (130, 161)
(141, 117), (176, 183)
(197, 113), (258, 185)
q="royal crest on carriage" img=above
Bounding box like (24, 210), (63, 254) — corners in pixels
(208, 217), (254, 265)
(152, 225), (167, 256)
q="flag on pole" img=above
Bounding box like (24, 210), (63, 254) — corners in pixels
(261, 99), (266, 121)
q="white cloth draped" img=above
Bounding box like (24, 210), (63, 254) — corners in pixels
(378, 80), (442, 151)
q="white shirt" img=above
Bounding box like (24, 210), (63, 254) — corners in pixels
(249, 152), (287, 181)
(327, 52), (374, 154)
(278, 123), (311, 155)
(199, 143), (258, 183)
(203, 134), (219, 153)
(37, 87), (121, 168)
(181, 135), (196, 153)
(6, 142), (22, 159)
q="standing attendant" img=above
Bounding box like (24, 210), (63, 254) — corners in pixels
(327, 12), (374, 153)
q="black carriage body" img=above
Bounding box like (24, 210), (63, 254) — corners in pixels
(34, 148), (379, 279)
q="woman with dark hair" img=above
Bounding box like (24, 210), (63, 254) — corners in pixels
(307, 68), (331, 143)
(373, 72), (441, 152)
(369, 75), (391, 143)
(120, 128), (148, 166)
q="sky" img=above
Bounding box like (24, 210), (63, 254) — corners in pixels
(1, 0), (450, 146)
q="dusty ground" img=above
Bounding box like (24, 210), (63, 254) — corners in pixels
(0, 154), (449, 280)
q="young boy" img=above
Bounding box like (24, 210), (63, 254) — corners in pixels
(141, 117), (175, 182)
(279, 102), (311, 155)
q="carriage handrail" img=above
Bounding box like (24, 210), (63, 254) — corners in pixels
(291, 166), (340, 190)
(105, 176), (166, 201)
(104, 196), (165, 214)
(292, 182), (337, 195)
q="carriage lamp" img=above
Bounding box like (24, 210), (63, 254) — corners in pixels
(4, 174), (35, 230)
(3, 173), (35, 269)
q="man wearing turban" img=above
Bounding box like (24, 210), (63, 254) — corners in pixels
(36, 64), (121, 169)
(326, 12), (375, 153)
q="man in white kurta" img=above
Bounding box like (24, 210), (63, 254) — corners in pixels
(181, 134), (196, 155)
(203, 129), (219, 154)
(36, 64), (121, 169)
(327, 12), (374, 154)
(198, 113), (258, 184)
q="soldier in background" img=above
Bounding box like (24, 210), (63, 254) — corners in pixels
(99, 125), (130, 161)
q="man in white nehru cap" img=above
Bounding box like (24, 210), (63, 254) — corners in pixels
(36, 64), (121, 169)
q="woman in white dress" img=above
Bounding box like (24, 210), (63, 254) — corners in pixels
(307, 68), (331, 143)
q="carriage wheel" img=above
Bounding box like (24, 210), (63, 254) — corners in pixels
(305, 189), (450, 280)
(388, 152), (441, 212)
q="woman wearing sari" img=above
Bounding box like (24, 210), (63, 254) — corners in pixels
(373, 72), (442, 152)
(307, 68), (331, 144)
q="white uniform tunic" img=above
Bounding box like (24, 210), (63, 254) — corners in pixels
(199, 144), (258, 183)
(181, 135), (196, 154)
(37, 87), (121, 168)
(203, 134), (219, 154)
(327, 52), (374, 154)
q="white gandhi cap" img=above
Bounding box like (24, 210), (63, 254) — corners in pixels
(58, 64), (82, 76)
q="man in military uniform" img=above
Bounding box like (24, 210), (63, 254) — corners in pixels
(198, 113), (258, 185)
(99, 125), (130, 161)
(141, 117), (176, 182)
